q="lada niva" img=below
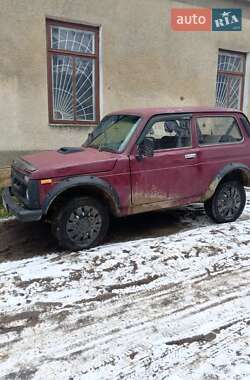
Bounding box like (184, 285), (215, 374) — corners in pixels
(3, 107), (250, 250)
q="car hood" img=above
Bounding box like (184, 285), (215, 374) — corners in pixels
(20, 147), (118, 179)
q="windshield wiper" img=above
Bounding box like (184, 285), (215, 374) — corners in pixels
(87, 143), (116, 153)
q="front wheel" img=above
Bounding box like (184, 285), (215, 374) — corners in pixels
(52, 196), (109, 251)
(204, 180), (246, 223)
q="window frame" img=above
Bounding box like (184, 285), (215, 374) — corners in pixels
(216, 49), (246, 110)
(46, 18), (100, 126)
(195, 114), (244, 147)
(240, 114), (250, 138)
(137, 114), (193, 152)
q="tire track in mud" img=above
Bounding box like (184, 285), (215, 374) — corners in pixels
(1, 216), (250, 378)
(115, 323), (250, 380)
(43, 266), (250, 357)
(1, 254), (249, 330)
(1, 262), (249, 379)
(46, 314), (250, 379)
(67, 268), (250, 340)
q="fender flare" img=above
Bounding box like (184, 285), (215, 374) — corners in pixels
(202, 162), (250, 201)
(42, 175), (121, 216)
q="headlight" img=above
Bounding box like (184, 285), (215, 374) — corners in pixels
(13, 158), (36, 172)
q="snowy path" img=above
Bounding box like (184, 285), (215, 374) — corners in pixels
(0, 199), (250, 379)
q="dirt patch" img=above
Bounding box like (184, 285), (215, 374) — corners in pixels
(15, 276), (54, 289)
(103, 262), (124, 272)
(128, 351), (138, 360)
(75, 292), (115, 305)
(108, 208), (189, 244)
(34, 301), (63, 311)
(49, 309), (71, 323)
(0, 310), (39, 334)
(165, 318), (249, 347)
(107, 274), (159, 291)
(5, 367), (37, 380)
(165, 331), (217, 345)
(0, 219), (60, 262)
(69, 270), (82, 281)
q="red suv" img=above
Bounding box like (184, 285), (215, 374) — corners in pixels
(3, 107), (250, 250)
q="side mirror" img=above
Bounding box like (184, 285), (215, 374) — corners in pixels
(137, 137), (154, 160)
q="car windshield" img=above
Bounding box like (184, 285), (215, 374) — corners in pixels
(85, 114), (141, 152)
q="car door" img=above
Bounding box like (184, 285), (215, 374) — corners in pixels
(129, 114), (201, 206)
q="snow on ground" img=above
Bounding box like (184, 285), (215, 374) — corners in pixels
(0, 197), (250, 379)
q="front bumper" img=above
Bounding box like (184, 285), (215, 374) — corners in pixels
(2, 187), (42, 222)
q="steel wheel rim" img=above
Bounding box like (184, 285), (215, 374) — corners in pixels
(217, 184), (241, 220)
(66, 206), (102, 247)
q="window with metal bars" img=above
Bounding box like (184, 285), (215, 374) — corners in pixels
(216, 50), (245, 110)
(46, 19), (99, 125)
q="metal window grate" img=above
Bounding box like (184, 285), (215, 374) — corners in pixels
(216, 50), (245, 110)
(51, 26), (95, 54)
(47, 19), (99, 125)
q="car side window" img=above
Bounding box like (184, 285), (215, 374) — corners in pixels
(145, 118), (191, 150)
(197, 116), (243, 145)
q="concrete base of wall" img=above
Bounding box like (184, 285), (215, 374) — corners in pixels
(0, 167), (10, 187)
(0, 151), (42, 187)
(0, 151), (42, 168)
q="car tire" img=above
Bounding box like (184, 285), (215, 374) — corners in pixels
(204, 180), (246, 223)
(52, 196), (109, 251)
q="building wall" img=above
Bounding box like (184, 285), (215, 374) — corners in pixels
(0, 0), (250, 151)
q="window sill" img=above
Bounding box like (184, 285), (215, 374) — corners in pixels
(49, 124), (97, 129)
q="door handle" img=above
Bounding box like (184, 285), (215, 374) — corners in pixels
(184, 153), (197, 159)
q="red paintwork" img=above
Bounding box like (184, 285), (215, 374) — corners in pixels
(21, 107), (250, 216)
(24, 148), (118, 179)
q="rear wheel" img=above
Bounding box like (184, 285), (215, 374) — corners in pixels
(52, 196), (109, 251)
(204, 180), (246, 223)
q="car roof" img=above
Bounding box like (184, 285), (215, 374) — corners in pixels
(110, 106), (242, 117)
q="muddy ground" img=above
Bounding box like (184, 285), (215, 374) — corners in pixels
(1, 198), (250, 379)
(0, 205), (250, 379)
(0, 204), (207, 263)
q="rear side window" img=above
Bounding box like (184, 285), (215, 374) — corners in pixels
(196, 116), (243, 145)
